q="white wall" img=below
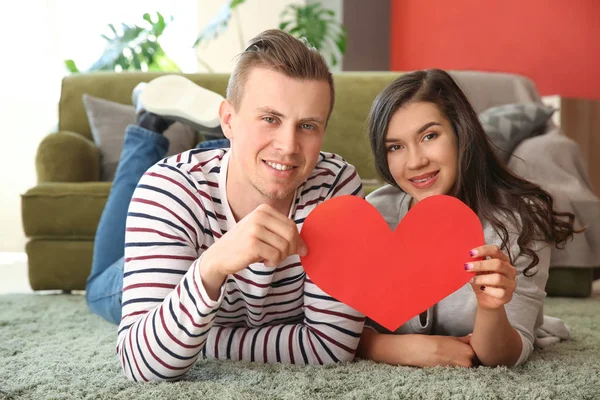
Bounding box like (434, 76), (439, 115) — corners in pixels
(0, 0), (199, 253)
(0, 1), (62, 253)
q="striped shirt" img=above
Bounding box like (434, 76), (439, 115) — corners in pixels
(117, 148), (366, 382)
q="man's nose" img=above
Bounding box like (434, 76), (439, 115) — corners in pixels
(274, 124), (299, 153)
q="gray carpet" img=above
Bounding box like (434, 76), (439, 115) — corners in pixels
(0, 294), (599, 400)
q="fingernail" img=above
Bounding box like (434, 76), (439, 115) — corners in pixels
(480, 286), (486, 291)
(469, 249), (477, 257)
(299, 244), (308, 257)
(464, 263), (473, 271)
(469, 277), (475, 283)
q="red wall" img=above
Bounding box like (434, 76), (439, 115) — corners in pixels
(390, 0), (600, 99)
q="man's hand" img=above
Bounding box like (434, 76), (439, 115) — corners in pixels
(198, 204), (307, 300)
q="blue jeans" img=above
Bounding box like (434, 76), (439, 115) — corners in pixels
(85, 124), (229, 324)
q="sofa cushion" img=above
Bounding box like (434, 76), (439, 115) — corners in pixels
(479, 103), (555, 163)
(21, 182), (111, 237)
(82, 94), (197, 181)
(26, 239), (94, 291)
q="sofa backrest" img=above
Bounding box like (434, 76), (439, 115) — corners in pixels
(59, 71), (403, 182)
(59, 70), (542, 184)
(450, 71), (542, 112)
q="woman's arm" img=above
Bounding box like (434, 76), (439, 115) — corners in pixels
(471, 307), (522, 366)
(466, 244), (523, 366)
(357, 329), (476, 368)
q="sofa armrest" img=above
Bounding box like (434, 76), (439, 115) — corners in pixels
(36, 131), (101, 183)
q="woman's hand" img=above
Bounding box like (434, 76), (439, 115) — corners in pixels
(358, 330), (476, 367)
(466, 244), (518, 310)
(425, 335), (477, 368)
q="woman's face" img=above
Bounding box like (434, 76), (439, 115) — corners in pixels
(385, 101), (459, 204)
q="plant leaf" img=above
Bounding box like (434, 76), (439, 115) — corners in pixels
(64, 59), (79, 73)
(230, 0), (247, 9)
(278, 3), (348, 68)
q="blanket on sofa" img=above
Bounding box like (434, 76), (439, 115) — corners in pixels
(509, 126), (600, 268)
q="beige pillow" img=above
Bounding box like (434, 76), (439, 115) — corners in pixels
(82, 94), (196, 181)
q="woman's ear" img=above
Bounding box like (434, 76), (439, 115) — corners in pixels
(219, 100), (234, 140)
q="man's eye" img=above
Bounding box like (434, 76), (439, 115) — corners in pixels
(423, 133), (438, 141)
(300, 123), (315, 130)
(263, 117), (276, 123)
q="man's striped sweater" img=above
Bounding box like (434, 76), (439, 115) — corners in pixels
(117, 148), (366, 381)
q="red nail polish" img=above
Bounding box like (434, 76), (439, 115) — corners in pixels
(469, 250), (476, 257)
(464, 263), (472, 270)
(480, 285), (486, 291)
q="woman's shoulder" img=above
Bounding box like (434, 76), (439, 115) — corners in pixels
(366, 184), (412, 229)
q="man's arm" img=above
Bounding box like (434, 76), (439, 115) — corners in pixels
(116, 162), (222, 382)
(200, 157), (367, 364)
(199, 277), (365, 363)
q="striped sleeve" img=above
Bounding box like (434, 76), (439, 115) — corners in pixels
(203, 280), (366, 364)
(116, 163), (220, 382)
(203, 159), (366, 363)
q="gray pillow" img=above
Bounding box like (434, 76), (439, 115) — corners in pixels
(479, 103), (555, 163)
(82, 94), (196, 181)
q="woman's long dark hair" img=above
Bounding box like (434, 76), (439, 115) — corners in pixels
(368, 69), (579, 276)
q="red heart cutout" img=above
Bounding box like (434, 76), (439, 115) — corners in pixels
(300, 195), (484, 332)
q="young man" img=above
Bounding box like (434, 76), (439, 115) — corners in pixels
(85, 29), (365, 382)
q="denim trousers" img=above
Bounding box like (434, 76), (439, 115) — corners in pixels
(85, 125), (229, 324)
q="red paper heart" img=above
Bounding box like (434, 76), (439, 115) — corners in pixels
(300, 195), (484, 331)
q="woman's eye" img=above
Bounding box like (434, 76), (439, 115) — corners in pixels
(423, 132), (438, 141)
(388, 144), (403, 152)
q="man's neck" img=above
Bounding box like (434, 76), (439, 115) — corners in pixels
(228, 191), (294, 222)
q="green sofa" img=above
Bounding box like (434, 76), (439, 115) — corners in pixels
(21, 71), (595, 296)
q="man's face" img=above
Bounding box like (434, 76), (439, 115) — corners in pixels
(220, 67), (331, 209)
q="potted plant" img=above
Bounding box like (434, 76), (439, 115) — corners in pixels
(65, 12), (180, 73)
(194, 0), (347, 68)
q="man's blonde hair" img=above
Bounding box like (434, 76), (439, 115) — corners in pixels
(226, 29), (335, 119)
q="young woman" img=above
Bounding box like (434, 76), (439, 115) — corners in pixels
(358, 69), (578, 367)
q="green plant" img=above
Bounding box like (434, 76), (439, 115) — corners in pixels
(65, 12), (180, 73)
(279, 3), (347, 67)
(193, 1), (347, 68)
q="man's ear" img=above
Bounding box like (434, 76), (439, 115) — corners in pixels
(219, 100), (235, 140)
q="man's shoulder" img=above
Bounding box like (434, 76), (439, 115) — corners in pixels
(294, 152), (363, 211)
(308, 151), (357, 181)
(144, 148), (228, 191)
(155, 148), (227, 176)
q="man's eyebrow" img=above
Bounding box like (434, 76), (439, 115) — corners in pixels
(257, 107), (326, 125)
(299, 117), (326, 125)
(385, 121), (442, 142)
(256, 107), (285, 117)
